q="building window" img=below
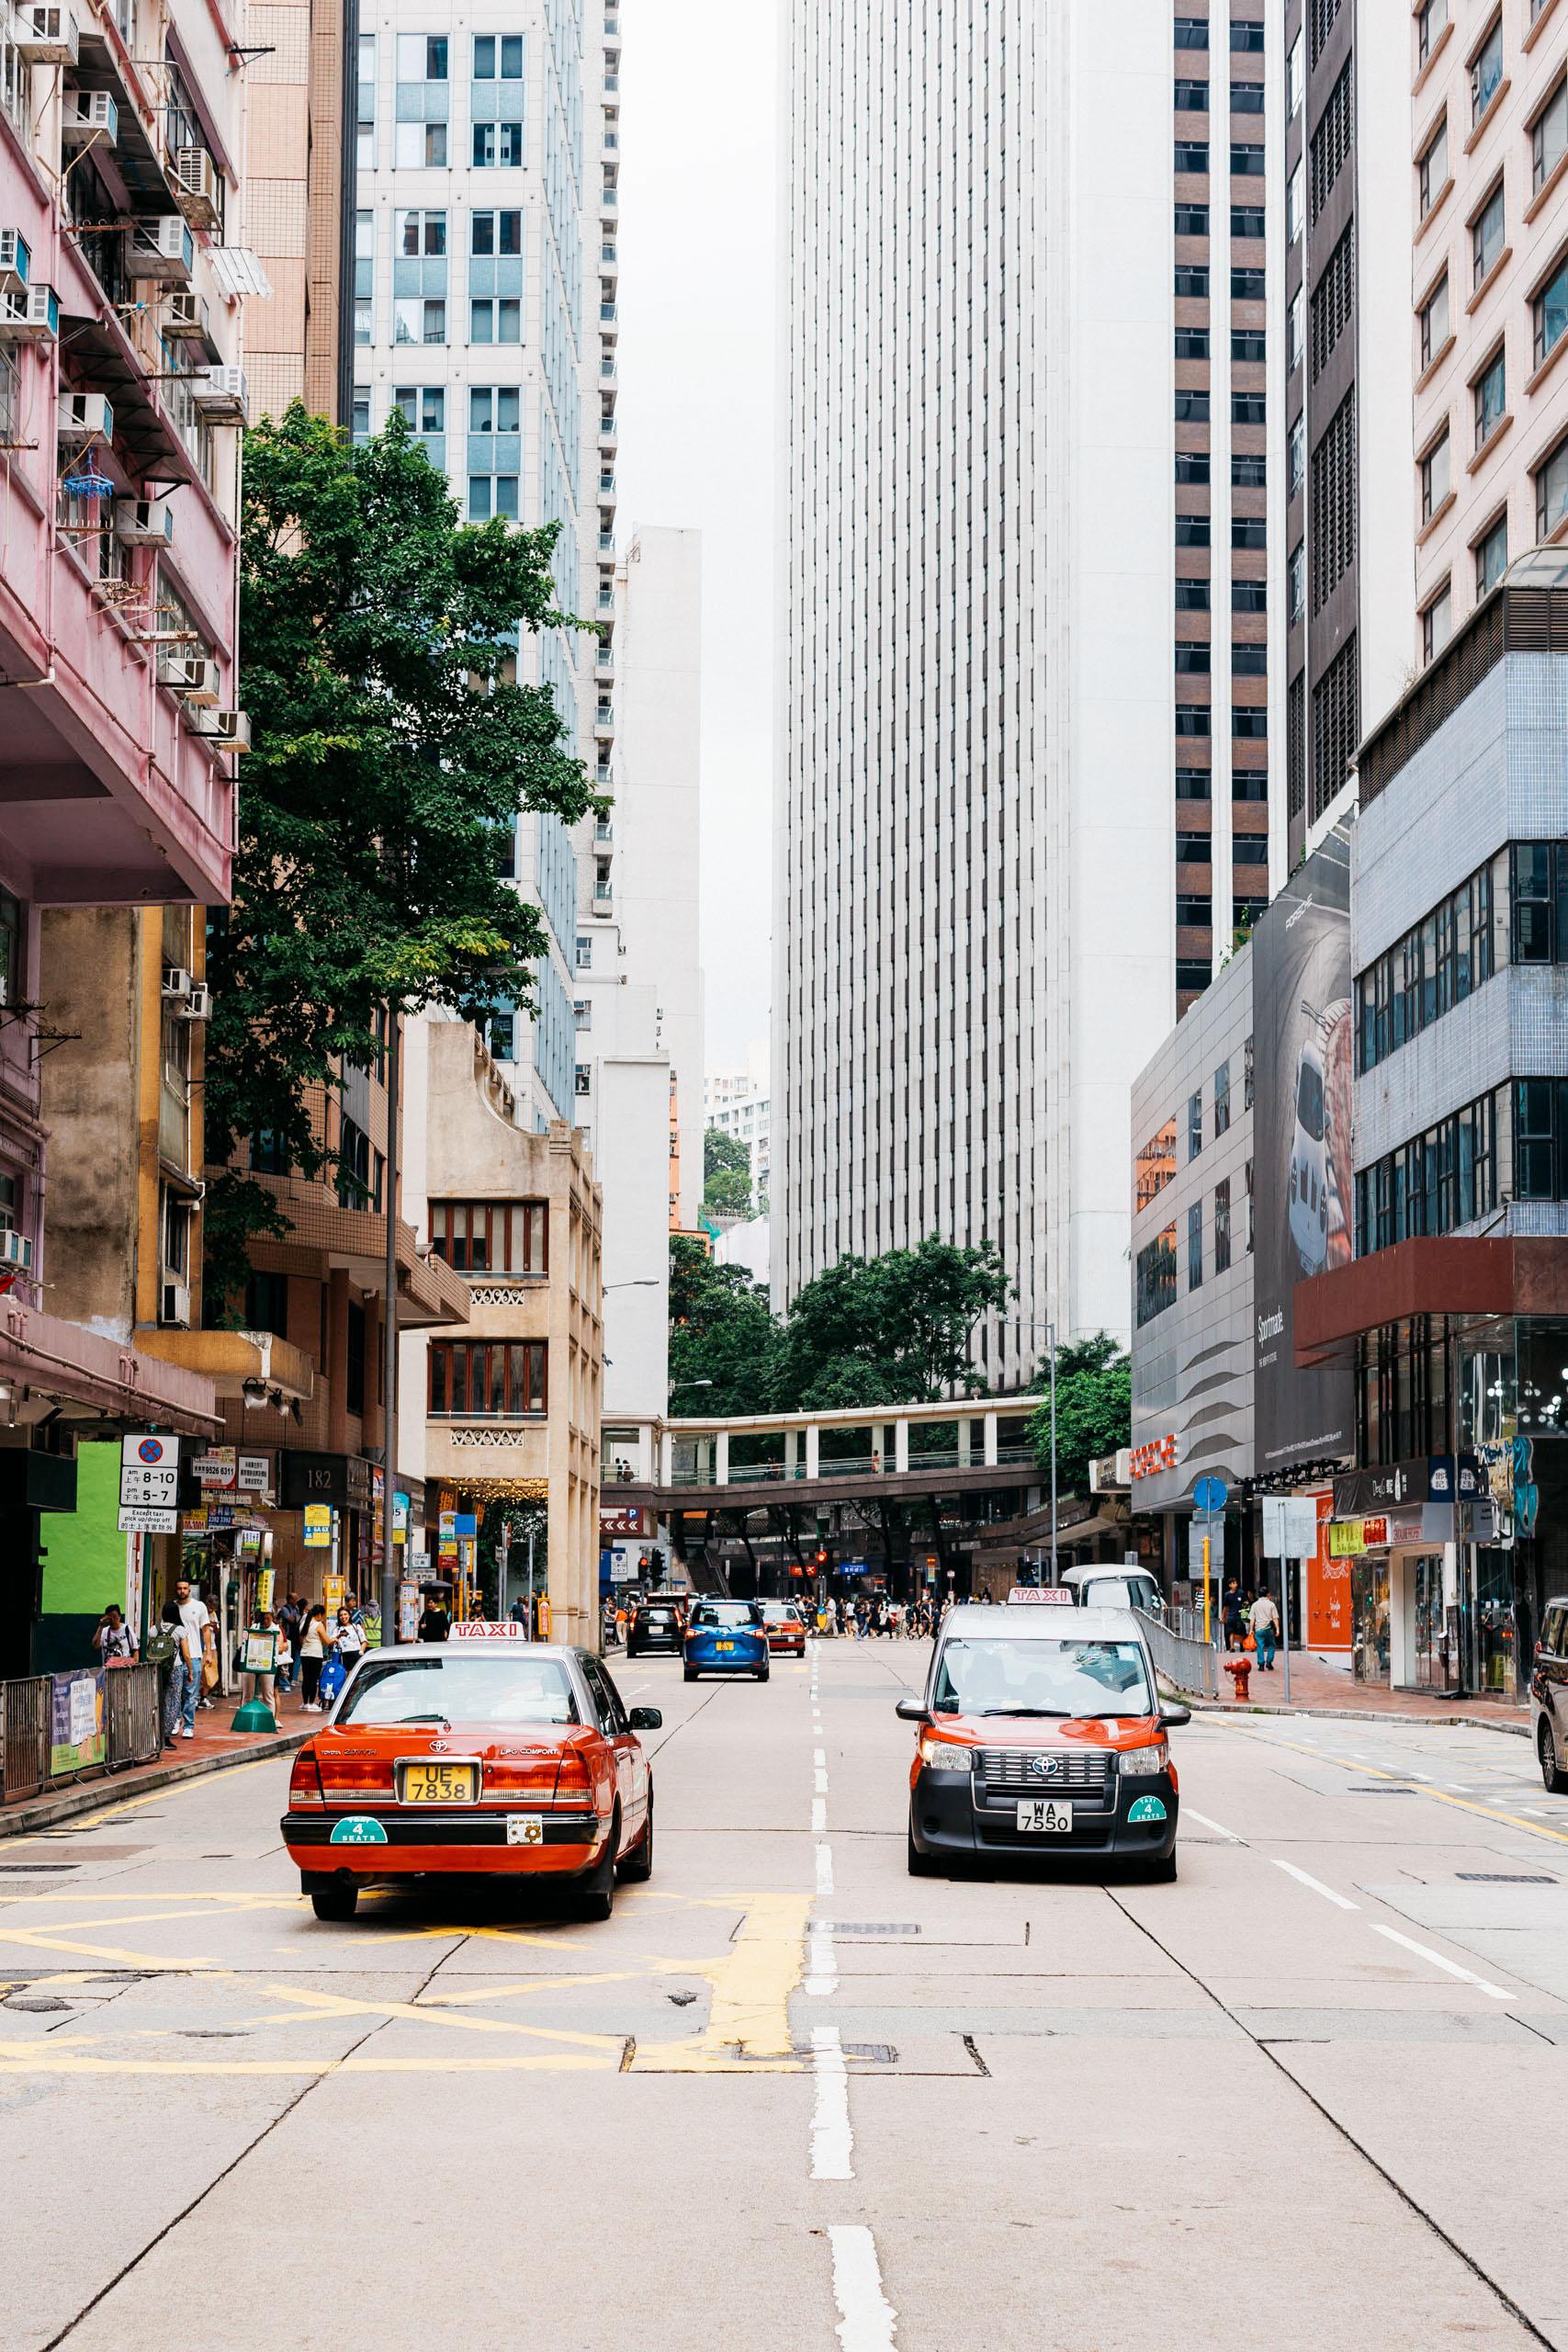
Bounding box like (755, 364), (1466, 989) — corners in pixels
(1419, 274), (1450, 369)
(1177, 960), (1212, 996)
(1232, 19), (1264, 51)
(351, 388), (370, 442)
(1176, 141), (1210, 174)
(345, 1300), (366, 1417)
(470, 300), (522, 344)
(1419, 118), (1450, 220)
(1188, 1090), (1203, 1162)
(1311, 633), (1359, 817)
(1175, 16), (1208, 45)
(1176, 705), (1213, 736)
(1214, 1179), (1232, 1274)
(1473, 348), (1506, 450)
(1176, 768), (1212, 799)
(1232, 81), (1265, 113)
(1420, 424), (1450, 524)
(473, 120), (524, 166)
(1244, 1036), (1255, 1111)
(354, 209), (372, 345)
(1177, 831), (1212, 864)
(1232, 204), (1265, 242)
(1176, 202), (1210, 235)
(1289, 415), (1304, 496)
(400, 208), (446, 257)
(1311, 390), (1357, 611)
(1287, 29), (1303, 116)
(1136, 1121), (1178, 1212)
(471, 209), (523, 256)
(430, 1199), (547, 1275)
(1176, 518), (1212, 548)
(1136, 1227), (1178, 1328)
(1234, 393), (1267, 424)
(1213, 1060), (1231, 1138)
(1234, 834), (1269, 864)
(1176, 645), (1212, 674)
(1537, 433), (1568, 540)
(1309, 62), (1350, 220)
(1235, 579), (1268, 613)
(1232, 266), (1265, 303)
(1176, 390), (1211, 423)
(1470, 17), (1504, 128)
(1175, 450), (1211, 484)
(1188, 1201), (1203, 1290)
(1286, 160), (1303, 244)
(1311, 225), (1354, 382)
(1532, 74), (1568, 197)
(1231, 143), (1264, 178)
(1175, 270), (1209, 304)
(394, 298), (445, 345)
(1234, 328), (1268, 365)
(1475, 514), (1508, 598)
(428, 1339), (547, 1418)
(1175, 79), (1209, 113)
(1356, 854), (1497, 1073)
(1422, 582), (1453, 663)
(1472, 180), (1505, 290)
(1418, 0), (1448, 68)
(397, 33), (447, 78)
(1175, 329), (1211, 360)
(575, 933), (592, 970)
(1289, 542), (1305, 620)
(244, 1269), (288, 1340)
(1178, 894), (1213, 928)
(1233, 706), (1268, 738)
(1234, 772), (1269, 802)
(394, 121), (448, 168)
(1532, 254), (1568, 372)
(394, 384), (444, 434)
(1245, 1158), (1255, 1254)
(336, 1114), (383, 1211)
(472, 32), (523, 77)
(1177, 579), (1212, 611)
(574, 1065), (591, 1096)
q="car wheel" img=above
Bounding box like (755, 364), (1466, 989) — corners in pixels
(757, 1666), (770, 1682)
(1540, 1723), (1568, 1794)
(907, 1815), (937, 1876)
(577, 1812), (619, 1921)
(683, 1666), (698, 1683)
(309, 1880), (358, 1922)
(618, 1791), (654, 1883)
(1143, 1850), (1179, 1884)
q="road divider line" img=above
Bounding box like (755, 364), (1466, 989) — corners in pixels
(1271, 1859), (1359, 1910)
(811, 2027), (852, 2179)
(814, 1748), (827, 1767)
(1371, 1922), (1513, 2000)
(1185, 1808), (1244, 1842)
(828, 2224), (897, 2348)
(806, 1924), (838, 1997)
(812, 1798), (827, 1835)
(816, 1842), (834, 1895)
(815, 1769), (829, 1796)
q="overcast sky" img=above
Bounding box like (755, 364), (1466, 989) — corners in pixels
(615, 0), (778, 1085)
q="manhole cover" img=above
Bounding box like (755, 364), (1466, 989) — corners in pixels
(1457, 1872), (1557, 1884)
(1348, 1786), (1416, 1793)
(0, 1862), (79, 1872)
(819, 1922), (921, 1937)
(6, 1996), (70, 2012)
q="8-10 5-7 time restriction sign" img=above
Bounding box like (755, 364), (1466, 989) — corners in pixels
(118, 1433), (180, 1535)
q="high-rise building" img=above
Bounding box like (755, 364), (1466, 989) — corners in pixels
(705, 1057), (769, 1214)
(351, 0), (614, 1130)
(1282, 0), (1411, 856)
(244, 0), (349, 421)
(776, 4), (1179, 1365)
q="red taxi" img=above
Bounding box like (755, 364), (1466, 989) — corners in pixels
(761, 1600), (807, 1657)
(281, 1628), (660, 1922)
(897, 1602), (1188, 1880)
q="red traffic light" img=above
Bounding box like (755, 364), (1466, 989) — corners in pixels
(814, 1549), (828, 1565)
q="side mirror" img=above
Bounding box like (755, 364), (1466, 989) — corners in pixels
(628, 1707), (663, 1731)
(1159, 1702), (1191, 1730)
(895, 1696), (930, 1724)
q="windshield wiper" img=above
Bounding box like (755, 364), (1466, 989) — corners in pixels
(388, 1713), (450, 1726)
(978, 1705), (1075, 1717)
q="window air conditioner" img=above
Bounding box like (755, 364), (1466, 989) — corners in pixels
(61, 88), (116, 145)
(0, 231), (28, 293)
(13, 5), (76, 62)
(0, 284), (58, 339)
(128, 215), (193, 283)
(0, 1227), (31, 1272)
(191, 365), (247, 424)
(57, 390), (112, 444)
(177, 984), (213, 1022)
(172, 145), (220, 231)
(160, 965), (193, 1000)
(160, 1279), (192, 1328)
(163, 288), (213, 346)
(189, 707), (250, 752)
(115, 496), (173, 546)
(156, 650), (218, 704)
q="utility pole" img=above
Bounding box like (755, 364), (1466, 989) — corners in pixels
(379, 1006), (400, 1648)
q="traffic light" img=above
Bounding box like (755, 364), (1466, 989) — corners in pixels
(815, 1548), (828, 1566)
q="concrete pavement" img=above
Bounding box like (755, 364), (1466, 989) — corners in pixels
(0, 1637), (1564, 2349)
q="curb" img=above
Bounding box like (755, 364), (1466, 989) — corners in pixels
(0, 1727), (311, 1838)
(1184, 1696), (1529, 1738)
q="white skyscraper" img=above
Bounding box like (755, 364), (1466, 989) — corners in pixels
(353, 0), (617, 1128)
(775, 3), (1180, 1371)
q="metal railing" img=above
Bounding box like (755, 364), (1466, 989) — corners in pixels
(1134, 1608), (1220, 1702)
(1, 1663), (164, 1805)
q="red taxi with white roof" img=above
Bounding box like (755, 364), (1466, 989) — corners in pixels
(281, 1623), (660, 1921)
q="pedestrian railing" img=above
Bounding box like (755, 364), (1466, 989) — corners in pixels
(2, 1677), (50, 1801)
(106, 1663), (162, 1771)
(1134, 1608), (1220, 1702)
(0, 1663), (164, 1805)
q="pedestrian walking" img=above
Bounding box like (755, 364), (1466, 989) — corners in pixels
(157, 1600), (193, 1748)
(173, 1577), (211, 1738)
(277, 1594), (301, 1693)
(1250, 1589), (1280, 1671)
(251, 1607), (282, 1713)
(333, 1604), (366, 1681)
(93, 1603), (135, 1664)
(194, 1578), (220, 1707)
(418, 1590), (451, 1643)
(299, 1602), (327, 1709)
(1221, 1578), (1244, 1653)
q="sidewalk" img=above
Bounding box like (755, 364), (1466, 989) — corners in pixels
(0, 1681), (314, 1839)
(1200, 1645), (1529, 1735)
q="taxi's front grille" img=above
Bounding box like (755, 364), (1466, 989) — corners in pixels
(975, 1749), (1113, 1795)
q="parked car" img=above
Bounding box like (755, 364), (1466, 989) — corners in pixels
(1530, 1595), (1568, 1792)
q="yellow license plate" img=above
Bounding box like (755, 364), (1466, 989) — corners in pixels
(400, 1761), (479, 1804)
(716, 1641), (734, 1651)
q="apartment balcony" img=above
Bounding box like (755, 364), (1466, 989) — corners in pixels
(599, 414), (616, 447)
(592, 710), (615, 741)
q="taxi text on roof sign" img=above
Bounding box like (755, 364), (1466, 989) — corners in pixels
(446, 1621), (530, 1639)
(1006, 1586), (1077, 1604)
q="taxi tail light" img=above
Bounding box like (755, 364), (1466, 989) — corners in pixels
(313, 1750), (397, 1796)
(482, 1760), (558, 1797)
(554, 1751), (594, 1804)
(288, 1749), (325, 1808)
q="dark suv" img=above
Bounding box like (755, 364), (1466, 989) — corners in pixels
(626, 1599), (683, 1658)
(1530, 1597), (1568, 1792)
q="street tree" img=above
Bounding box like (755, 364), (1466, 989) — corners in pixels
(669, 1235), (777, 1417)
(1026, 1334), (1132, 1498)
(703, 1125), (753, 1217)
(768, 1238), (1013, 1409)
(203, 404), (594, 1308)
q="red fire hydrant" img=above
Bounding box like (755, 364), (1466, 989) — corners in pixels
(1223, 1655), (1252, 1702)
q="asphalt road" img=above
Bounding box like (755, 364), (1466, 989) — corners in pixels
(3, 1639), (1566, 2352)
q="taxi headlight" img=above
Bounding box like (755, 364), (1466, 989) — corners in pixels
(918, 1734), (974, 1771)
(1120, 1741), (1168, 1778)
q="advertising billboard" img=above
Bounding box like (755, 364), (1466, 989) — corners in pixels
(1252, 831), (1355, 1475)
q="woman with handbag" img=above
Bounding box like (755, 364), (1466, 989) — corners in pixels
(299, 1603), (327, 1711)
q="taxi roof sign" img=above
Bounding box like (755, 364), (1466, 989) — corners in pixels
(1007, 1586), (1076, 1605)
(446, 1621), (528, 1639)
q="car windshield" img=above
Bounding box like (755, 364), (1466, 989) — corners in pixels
(336, 1656), (580, 1726)
(692, 1603), (759, 1628)
(933, 1637), (1153, 1719)
(761, 1604), (796, 1622)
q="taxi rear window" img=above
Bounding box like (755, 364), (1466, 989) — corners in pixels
(691, 1603), (758, 1628)
(338, 1656), (579, 1726)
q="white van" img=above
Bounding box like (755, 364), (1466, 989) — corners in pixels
(1059, 1566), (1165, 1621)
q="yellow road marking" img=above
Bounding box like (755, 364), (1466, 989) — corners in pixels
(1227, 1720), (1568, 1848)
(241, 1982), (625, 2051)
(0, 2051), (616, 2076)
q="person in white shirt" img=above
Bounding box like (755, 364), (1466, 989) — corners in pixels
(94, 1604), (135, 1663)
(174, 1577), (211, 1738)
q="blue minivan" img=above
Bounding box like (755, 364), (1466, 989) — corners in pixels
(683, 1600), (770, 1684)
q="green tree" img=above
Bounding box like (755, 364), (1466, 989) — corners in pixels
(203, 405), (595, 1306)
(1025, 1335), (1132, 1498)
(669, 1235), (777, 1416)
(704, 1125), (750, 1182)
(703, 1166), (753, 1218)
(768, 1238), (1014, 1410)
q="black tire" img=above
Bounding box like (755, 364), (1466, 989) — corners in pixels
(1143, 1850), (1179, 1884)
(908, 1814), (937, 1876)
(1540, 1723), (1568, 1794)
(683, 1666), (698, 1683)
(618, 1791), (654, 1883)
(756, 1667), (770, 1682)
(310, 1881), (358, 1922)
(577, 1812), (619, 1921)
